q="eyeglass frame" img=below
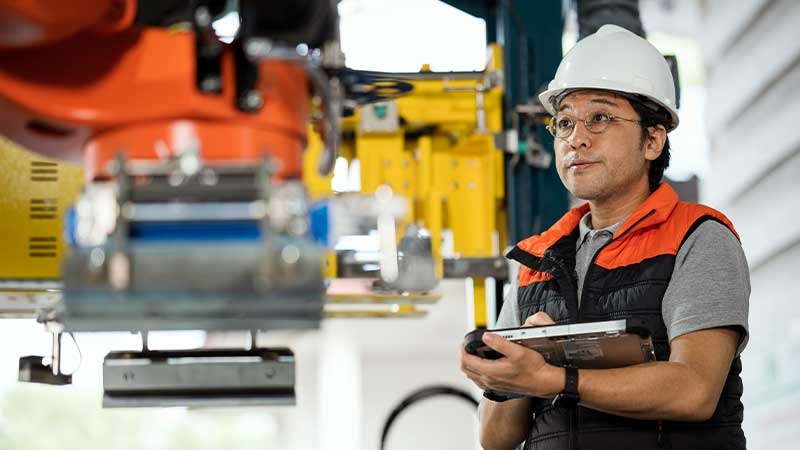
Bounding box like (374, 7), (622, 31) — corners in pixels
(546, 110), (644, 140)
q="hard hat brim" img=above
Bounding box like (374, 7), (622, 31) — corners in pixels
(538, 85), (679, 132)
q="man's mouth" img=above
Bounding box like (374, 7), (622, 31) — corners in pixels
(563, 152), (599, 169)
(567, 158), (597, 169)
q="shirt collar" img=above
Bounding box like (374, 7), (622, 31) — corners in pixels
(512, 184), (682, 259)
(578, 212), (627, 244)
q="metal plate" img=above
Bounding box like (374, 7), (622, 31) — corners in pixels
(0, 280), (62, 318)
(62, 240), (324, 332)
(103, 348), (295, 408)
(443, 257), (509, 279)
(325, 278), (440, 304)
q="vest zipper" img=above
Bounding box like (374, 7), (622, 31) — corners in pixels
(578, 209), (656, 321)
(543, 251), (580, 322)
(569, 407), (576, 450)
(532, 209), (658, 449)
(569, 209), (656, 450)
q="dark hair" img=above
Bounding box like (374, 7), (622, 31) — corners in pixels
(628, 98), (672, 192)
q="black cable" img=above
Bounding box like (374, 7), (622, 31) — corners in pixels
(379, 385), (478, 450)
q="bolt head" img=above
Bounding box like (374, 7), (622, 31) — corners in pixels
(245, 39), (273, 58)
(200, 76), (222, 92)
(240, 91), (264, 111)
(194, 7), (211, 27)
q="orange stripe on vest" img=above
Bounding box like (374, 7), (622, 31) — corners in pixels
(512, 184), (739, 275)
(518, 267), (554, 287)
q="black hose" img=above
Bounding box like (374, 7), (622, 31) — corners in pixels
(577, 0), (645, 39)
(379, 385), (479, 450)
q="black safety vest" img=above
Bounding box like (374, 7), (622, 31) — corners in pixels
(506, 185), (746, 450)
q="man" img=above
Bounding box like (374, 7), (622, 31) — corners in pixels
(460, 25), (749, 450)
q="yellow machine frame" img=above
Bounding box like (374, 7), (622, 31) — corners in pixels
(0, 137), (84, 281)
(304, 45), (507, 327)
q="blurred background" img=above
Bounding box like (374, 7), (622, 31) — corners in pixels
(1, 1), (798, 449)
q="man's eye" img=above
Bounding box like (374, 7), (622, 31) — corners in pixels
(591, 112), (610, 124)
(556, 118), (573, 129)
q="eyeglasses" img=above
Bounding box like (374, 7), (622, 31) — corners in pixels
(547, 110), (642, 139)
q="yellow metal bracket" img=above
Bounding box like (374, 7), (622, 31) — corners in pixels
(303, 44), (509, 327)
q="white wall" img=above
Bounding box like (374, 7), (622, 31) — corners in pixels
(337, 279), (480, 450)
(698, 1), (800, 448)
(263, 280), (480, 450)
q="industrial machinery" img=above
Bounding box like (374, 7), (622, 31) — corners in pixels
(0, 0), (571, 409)
(0, 0), (424, 407)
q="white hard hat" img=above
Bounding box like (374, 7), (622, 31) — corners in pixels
(538, 24), (679, 131)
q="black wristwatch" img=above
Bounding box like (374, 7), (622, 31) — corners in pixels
(551, 366), (580, 408)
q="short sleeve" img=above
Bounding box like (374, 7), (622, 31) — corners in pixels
(661, 220), (750, 355)
(495, 262), (522, 329)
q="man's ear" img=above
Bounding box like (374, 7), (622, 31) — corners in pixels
(644, 125), (667, 161)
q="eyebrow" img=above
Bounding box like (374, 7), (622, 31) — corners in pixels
(588, 98), (621, 108)
(557, 103), (574, 113)
(558, 97), (621, 112)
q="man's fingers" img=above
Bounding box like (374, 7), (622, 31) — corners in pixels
(481, 332), (524, 359)
(523, 311), (556, 327)
(461, 345), (497, 376)
(460, 349), (491, 389)
(462, 364), (494, 391)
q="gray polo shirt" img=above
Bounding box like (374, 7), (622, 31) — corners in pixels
(496, 212), (750, 355)
(575, 212), (624, 306)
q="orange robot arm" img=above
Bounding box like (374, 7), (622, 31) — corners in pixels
(0, 0), (137, 49)
(0, 0), (312, 181)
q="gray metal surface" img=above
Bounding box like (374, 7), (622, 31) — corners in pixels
(442, 257), (509, 279)
(323, 308), (427, 319)
(336, 255), (509, 280)
(103, 348), (295, 408)
(62, 240), (324, 332)
(124, 166), (263, 203)
(0, 279), (62, 318)
(125, 201), (260, 222)
(102, 393), (296, 408)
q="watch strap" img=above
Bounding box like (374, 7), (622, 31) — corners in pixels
(551, 366), (580, 407)
(483, 389), (524, 402)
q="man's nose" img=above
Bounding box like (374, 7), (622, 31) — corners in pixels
(566, 121), (592, 149)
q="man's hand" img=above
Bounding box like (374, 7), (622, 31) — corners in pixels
(460, 311), (564, 398)
(522, 311), (557, 327)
